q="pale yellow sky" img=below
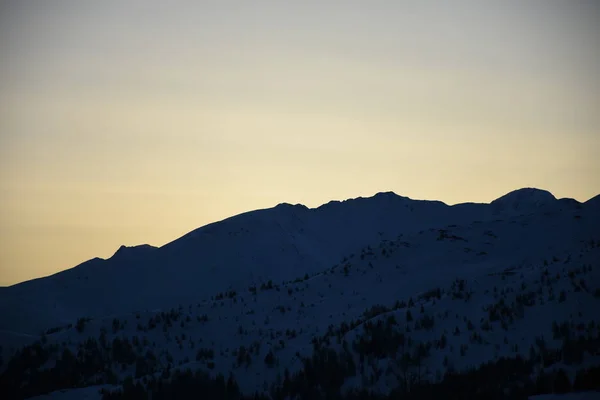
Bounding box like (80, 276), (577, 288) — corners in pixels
(1, 1), (599, 285)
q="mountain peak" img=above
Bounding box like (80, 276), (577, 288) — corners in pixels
(274, 203), (310, 214)
(111, 244), (157, 260)
(275, 202), (308, 209)
(491, 188), (556, 210)
(374, 191), (398, 197)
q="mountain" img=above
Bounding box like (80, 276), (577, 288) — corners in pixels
(490, 187), (557, 211)
(0, 188), (596, 335)
(0, 190), (531, 334)
(585, 194), (600, 208)
(0, 187), (599, 400)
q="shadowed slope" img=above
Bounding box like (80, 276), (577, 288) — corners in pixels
(0, 188), (594, 334)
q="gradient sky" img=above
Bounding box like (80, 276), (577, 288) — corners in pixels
(1, 1), (599, 286)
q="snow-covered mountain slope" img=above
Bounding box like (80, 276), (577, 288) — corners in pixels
(0, 188), (599, 400)
(0, 188), (590, 336)
(490, 187), (558, 212)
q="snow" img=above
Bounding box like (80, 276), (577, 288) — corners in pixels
(529, 392), (600, 400)
(28, 385), (113, 400)
(0, 190), (495, 334)
(0, 187), (599, 398)
(490, 187), (557, 211)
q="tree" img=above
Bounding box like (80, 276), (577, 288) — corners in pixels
(135, 356), (149, 379)
(559, 290), (567, 303)
(75, 317), (88, 333)
(112, 318), (120, 333)
(439, 334), (447, 349)
(264, 350), (276, 367)
(553, 369), (571, 393)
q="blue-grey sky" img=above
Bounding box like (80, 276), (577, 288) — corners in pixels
(1, 1), (599, 285)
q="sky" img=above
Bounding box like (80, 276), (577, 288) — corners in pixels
(0, 1), (599, 286)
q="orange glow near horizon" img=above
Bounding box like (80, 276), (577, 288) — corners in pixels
(1, 1), (599, 286)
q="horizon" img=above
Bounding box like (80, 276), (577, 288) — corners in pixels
(2, 185), (597, 288)
(1, 1), (599, 286)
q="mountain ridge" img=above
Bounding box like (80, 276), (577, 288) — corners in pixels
(35, 187), (598, 278)
(0, 187), (597, 336)
(0, 186), (599, 399)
